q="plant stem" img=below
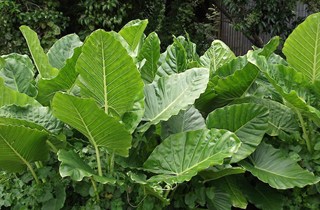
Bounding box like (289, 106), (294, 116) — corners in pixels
(94, 145), (103, 176)
(296, 109), (312, 152)
(26, 162), (40, 184)
(35, 161), (46, 183)
(90, 177), (100, 202)
(46, 140), (58, 153)
(108, 151), (115, 174)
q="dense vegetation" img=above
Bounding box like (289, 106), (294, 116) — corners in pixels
(1, 0), (320, 55)
(0, 11), (320, 210)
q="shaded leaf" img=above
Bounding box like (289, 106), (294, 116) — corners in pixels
(19, 26), (58, 79)
(47, 34), (83, 69)
(0, 78), (40, 107)
(0, 125), (48, 172)
(199, 166), (245, 182)
(0, 53), (37, 96)
(161, 106), (206, 139)
(141, 68), (209, 131)
(206, 103), (269, 162)
(0, 105), (63, 134)
(37, 47), (81, 105)
(58, 149), (115, 184)
(144, 128), (241, 184)
(52, 93), (131, 156)
(240, 142), (320, 189)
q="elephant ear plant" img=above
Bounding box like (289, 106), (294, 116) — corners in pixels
(0, 13), (320, 209)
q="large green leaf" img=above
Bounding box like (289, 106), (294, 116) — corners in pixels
(76, 29), (144, 118)
(0, 105), (63, 134)
(137, 32), (161, 83)
(233, 97), (300, 141)
(119, 19), (148, 52)
(206, 103), (268, 162)
(196, 62), (259, 113)
(161, 106), (206, 139)
(47, 34), (83, 69)
(0, 125), (48, 172)
(156, 38), (188, 78)
(240, 142), (320, 189)
(283, 12), (320, 84)
(206, 187), (232, 210)
(58, 149), (116, 184)
(0, 78), (40, 107)
(143, 128), (241, 184)
(19, 26), (58, 79)
(265, 64), (320, 125)
(200, 40), (235, 74)
(37, 47), (81, 105)
(52, 93), (131, 156)
(141, 68), (209, 131)
(257, 36), (280, 58)
(214, 176), (248, 209)
(0, 53), (37, 96)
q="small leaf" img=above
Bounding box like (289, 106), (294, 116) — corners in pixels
(52, 93), (132, 156)
(58, 149), (115, 184)
(19, 26), (58, 79)
(258, 36), (280, 58)
(144, 128), (241, 184)
(141, 68), (209, 131)
(240, 142), (320, 189)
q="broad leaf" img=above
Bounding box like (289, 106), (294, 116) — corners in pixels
(241, 179), (284, 210)
(156, 38), (188, 78)
(52, 93), (131, 156)
(283, 13), (320, 84)
(19, 26), (58, 79)
(0, 105), (63, 134)
(47, 34), (83, 69)
(240, 142), (320, 189)
(214, 176), (248, 209)
(207, 187), (232, 210)
(196, 62), (259, 113)
(0, 125), (48, 172)
(200, 40), (235, 73)
(161, 106), (206, 139)
(37, 47), (81, 105)
(0, 53), (37, 96)
(0, 78), (40, 107)
(143, 128), (241, 184)
(206, 103), (269, 162)
(119, 19), (148, 52)
(137, 32), (160, 83)
(265, 64), (320, 125)
(76, 29), (144, 118)
(58, 149), (115, 184)
(141, 68), (209, 131)
(233, 97), (300, 141)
